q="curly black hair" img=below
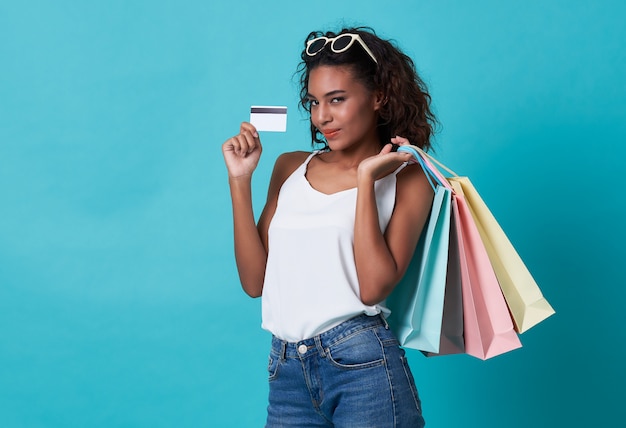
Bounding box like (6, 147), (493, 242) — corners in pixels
(296, 27), (438, 151)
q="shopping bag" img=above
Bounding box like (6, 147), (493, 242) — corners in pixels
(408, 145), (554, 334)
(448, 176), (555, 333)
(450, 180), (522, 360)
(423, 210), (465, 357)
(386, 182), (452, 354)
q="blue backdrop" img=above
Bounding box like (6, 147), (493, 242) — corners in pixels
(1, 1), (624, 427)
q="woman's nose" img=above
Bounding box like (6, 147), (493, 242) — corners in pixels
(314, 103), (332, 125)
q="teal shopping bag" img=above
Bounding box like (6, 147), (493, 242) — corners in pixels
(423, 208), (465, 356)
(387, 184), (452, 353)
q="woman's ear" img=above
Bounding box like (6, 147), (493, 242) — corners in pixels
(373, 90), (387, 111)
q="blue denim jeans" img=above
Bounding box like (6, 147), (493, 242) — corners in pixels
(266, 314), (425, 427)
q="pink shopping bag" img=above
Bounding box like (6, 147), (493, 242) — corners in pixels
(451, 181), (522, 360)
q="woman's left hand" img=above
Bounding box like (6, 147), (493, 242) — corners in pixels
(357, 136), (414, 183)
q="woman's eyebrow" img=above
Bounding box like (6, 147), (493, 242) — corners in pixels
(324, 90), (347, 97)
(306, 89), (347, 99)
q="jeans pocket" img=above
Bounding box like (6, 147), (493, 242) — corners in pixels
(267, 355), (280, 381)
(326, 328), (385, 369)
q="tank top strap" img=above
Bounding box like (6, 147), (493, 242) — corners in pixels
(392, 161), (410, 176)
(302, 150), (325, 167)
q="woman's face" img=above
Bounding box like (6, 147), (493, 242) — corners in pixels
(306, 65), (382, 151)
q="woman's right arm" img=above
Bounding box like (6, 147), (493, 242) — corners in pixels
(223, 122), (265, 297)
(223, 122), (306, 297)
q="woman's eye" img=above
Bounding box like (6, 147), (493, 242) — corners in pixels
(330, 97), (344, 103)
(307, 99), (319, 108)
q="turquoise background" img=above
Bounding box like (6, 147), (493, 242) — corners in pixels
(1, 0), (624, 426)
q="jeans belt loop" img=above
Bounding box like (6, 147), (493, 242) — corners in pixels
(314, 336), (326, 357)
(380, 313), (389, 329)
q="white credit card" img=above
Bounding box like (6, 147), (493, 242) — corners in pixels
(250, 106), (287, 132)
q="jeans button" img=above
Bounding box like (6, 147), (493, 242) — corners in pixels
(298, 344), (308, 354)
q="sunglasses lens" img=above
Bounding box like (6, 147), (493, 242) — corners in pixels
(307, 38), (327, 55)
(332, 34), (353, 51)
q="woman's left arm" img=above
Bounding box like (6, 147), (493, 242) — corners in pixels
(354, 144), (434, 305)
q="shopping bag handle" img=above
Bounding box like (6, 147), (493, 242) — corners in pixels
(396, 145), (456, 191)
(416, 147), (460, 179)
(396, 145), (440, 190)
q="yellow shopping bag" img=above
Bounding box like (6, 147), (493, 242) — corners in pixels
(448, 176), (555, 333)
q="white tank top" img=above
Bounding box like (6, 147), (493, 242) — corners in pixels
(261, 151), (405, 342)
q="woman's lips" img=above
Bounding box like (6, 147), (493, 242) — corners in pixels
(322, 129), (341, 139)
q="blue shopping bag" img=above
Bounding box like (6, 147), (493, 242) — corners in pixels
(386, 182), (452, 353)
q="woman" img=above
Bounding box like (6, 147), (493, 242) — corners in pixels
(222, 27), (436, 427)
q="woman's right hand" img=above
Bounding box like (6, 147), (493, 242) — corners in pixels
(222, 122), (262, 179)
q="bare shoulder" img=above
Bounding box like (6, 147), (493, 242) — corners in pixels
(260, 150), (312, 227)
(396, 162), (430, 185)
(272, 151), (311, 182)
(395, 163), (434, 206)
(265, 151), (312, 201)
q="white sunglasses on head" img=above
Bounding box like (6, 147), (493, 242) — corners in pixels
(305, 33), (378, 64)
